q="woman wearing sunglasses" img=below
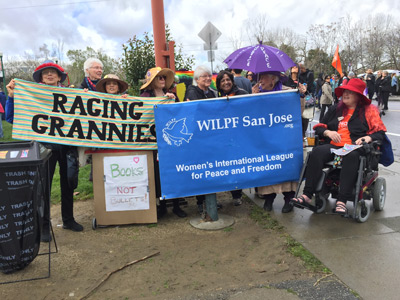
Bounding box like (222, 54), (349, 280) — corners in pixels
(140, 67), (187, 219)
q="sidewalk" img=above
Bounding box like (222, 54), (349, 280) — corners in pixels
(246, 158), (400, 300)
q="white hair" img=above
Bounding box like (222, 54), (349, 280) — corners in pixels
(192, 65), (212, 86)
(83, 58), (103, 76)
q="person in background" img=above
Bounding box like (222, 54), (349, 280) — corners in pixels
(331, 74), (340, 103)
(232, 69), (253, 94)
(140, 67), (187, 219)
(319, 75), (334, 121)
(391, 73), (398, 95)
(253, 71), (305, 213)
(298, 64), (315, 137)
(215, 70), (248, 206)
(6, 60), (83, 242)
(379, 70), (391, 111)
(374, 70), (383, 100)
(339, 71), (348, 86)
(315, 73), (324, 109)
(246, 71), (257, 86)
(348, 71), (356, 82)
(80, 58), (103, 91)
(365, 69), (375, 100)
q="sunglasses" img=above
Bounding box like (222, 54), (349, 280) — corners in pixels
(158, 75), (167, 80)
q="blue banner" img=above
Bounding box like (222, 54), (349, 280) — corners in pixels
(154, 90), (304, 199)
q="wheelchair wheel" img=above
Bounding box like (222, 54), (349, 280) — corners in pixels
(314, 194), (327, 214)
(372, 177), (386, 211)
(355, 200), (371, 223)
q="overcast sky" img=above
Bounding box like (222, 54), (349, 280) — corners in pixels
(1, 0), (399, 70)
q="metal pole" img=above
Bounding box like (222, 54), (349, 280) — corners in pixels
(209, 33), (213, 73)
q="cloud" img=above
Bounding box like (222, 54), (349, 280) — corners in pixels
(0, 0), (399, 69)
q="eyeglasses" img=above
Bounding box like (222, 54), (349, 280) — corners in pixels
(42, 69), (58, 76)
(199, 74), (212, 78)
(90, 66), (103, 70)
(158, 75), (166, 80)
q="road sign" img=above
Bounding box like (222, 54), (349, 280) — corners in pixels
(204, 43), (218, 51)
(198, 22), (222, 50)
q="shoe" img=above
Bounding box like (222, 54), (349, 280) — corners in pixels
(263, 199), (273, 212)
(281, 201), (293, 213)
(233, 197), (243, 206)
(63, 220), (83, 232)
(41, 226), (52, 242)
(172, 207), (187, 218)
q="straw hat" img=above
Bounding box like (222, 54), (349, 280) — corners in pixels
(33, 60), (67, 83)
(335, 78), (370, 105)
(96, 74), (128, 94)
(140, 67), (174, 90)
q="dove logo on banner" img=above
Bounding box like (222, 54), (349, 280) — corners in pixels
(162, 118), (193, 146)
(154, 90), (304, 199)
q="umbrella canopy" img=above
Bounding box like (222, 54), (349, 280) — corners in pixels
(224, 43), (295, 73)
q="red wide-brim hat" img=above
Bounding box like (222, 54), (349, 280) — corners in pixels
(335, 78), (371, 105)
(32, 60), (67, 83)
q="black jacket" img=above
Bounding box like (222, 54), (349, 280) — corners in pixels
(375, 76), (382, 92)
(299, 69), (315, 94)
(366, 74), (375, 91)
(79, 78), (100, 90)
(379, 76), (391, 93)
(217, 85), (248, 97)
(184, 85), (217, 101)
(315, 104), (385, 144)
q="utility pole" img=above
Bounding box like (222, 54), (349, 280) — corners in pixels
(151, 0), (175, 71)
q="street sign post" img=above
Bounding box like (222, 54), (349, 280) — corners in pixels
(198, 22), (221, 72)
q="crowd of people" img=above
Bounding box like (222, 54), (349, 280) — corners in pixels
(2, 56), (390, 239)
(314, 68), (398, 116)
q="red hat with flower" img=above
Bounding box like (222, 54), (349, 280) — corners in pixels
(32, 60), (68, 83)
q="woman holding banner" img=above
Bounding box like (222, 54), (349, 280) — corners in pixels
(140, 67), (187, 219)
(252, 71), (305, 213)
(80, 58), (103, 91)
(5, 60), (83, 242)
(216, 70), (248, 206)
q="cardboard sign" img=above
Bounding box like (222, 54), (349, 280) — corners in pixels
(103, 155), (149, 212)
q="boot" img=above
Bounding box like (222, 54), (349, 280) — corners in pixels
(263, 193), (276, 212)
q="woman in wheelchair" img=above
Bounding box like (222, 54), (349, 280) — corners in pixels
(291, 78), (386, 214)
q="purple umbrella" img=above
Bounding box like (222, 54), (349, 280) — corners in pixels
(224, 42), (295, 73)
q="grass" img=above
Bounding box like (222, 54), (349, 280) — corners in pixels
(248, 201), (331, 274)
(285, 234), (331, 274)
(249, 204), (284, 231)
(1, 120), (94, 204)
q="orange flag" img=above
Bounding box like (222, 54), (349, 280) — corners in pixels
(332, 45), (343, 77)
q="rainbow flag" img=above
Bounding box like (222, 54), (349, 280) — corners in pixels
(175, 70), (217, 90)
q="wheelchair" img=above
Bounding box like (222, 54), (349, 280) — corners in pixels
(294, 139), (386, 223)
